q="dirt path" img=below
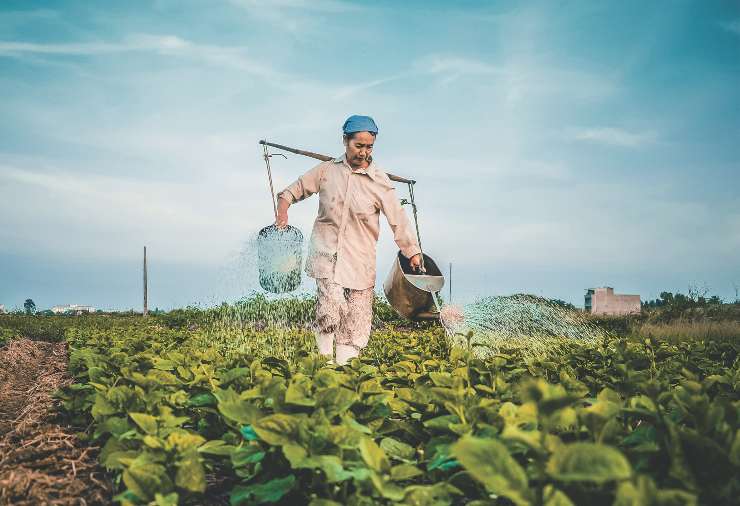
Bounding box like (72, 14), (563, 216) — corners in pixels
(0, 338), (112, 505)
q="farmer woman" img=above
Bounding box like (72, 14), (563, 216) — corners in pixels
(276, 115), (422, 365)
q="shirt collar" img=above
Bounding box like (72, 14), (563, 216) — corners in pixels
(334, 153), (368, 175)
(333, 154), (392, 188)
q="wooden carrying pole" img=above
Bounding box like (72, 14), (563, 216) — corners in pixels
(258, 140), (416, 185)
(143, 246), (148, 317)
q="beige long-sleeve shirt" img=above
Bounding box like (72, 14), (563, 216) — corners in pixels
(277, 155), (421, 290)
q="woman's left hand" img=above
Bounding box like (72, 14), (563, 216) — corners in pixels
(409, 253), (423, 272)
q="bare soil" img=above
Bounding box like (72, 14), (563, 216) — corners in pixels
(0, 338), (112, 505)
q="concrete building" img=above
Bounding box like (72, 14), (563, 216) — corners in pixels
(51, 304), (96, 314)
(585, 287), (641, 315)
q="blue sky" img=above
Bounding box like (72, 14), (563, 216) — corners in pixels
(1, 0), (739, 310)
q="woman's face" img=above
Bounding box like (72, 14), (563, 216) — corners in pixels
(344, 131), (375, 169)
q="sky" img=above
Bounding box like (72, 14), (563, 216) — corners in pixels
(1, 0), (739, 311)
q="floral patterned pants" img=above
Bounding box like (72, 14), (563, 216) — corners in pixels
(315, 278), (374, 365)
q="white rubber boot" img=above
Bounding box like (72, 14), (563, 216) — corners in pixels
(335, 344), (359, 366)
(316, 332), (333, 358)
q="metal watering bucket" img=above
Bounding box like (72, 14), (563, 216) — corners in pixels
(257, 224), (303, 293)
(382, 177), (446, 321)
(256, 142), (305, 294)
(384, 251), (445, 320)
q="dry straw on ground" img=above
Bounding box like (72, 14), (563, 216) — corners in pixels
(0, 338), (112, 506)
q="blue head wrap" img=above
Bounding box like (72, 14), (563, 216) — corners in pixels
(342, 115), (378, 135)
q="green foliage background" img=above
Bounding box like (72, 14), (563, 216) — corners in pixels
(1, 300), (739, 505)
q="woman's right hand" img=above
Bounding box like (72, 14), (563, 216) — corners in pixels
(275, 198), (290, 229)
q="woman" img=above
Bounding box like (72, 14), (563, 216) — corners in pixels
(276, 115), (422, 364)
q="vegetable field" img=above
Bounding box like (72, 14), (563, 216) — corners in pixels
(1, 305), (739, 506)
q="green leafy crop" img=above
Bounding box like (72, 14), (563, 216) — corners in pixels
(43, 314), (739, 505)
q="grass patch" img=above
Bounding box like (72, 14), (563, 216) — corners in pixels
(637, 319), (740, 343)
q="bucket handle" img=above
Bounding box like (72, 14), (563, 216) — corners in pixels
(261, 143), (287, 221)
(401, 182), (426, 273)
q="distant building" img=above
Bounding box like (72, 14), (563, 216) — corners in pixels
(585, 287), (640, 315)
(0, 304), (5, 314)
(51, 304), (96, 315)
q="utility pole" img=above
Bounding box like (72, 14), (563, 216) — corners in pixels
(143, 246), (148, 317)
(449, 262), (452, 303)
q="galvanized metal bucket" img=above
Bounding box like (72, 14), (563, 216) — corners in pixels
(383, 251), (445, 320)
(257, 224), (303, 293)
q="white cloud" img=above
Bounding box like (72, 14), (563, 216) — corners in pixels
(406, 53), (618, 103)
(0, 8), (59, 23)
(319, 54), (507, 102)
(228, 0), (363, 13)
(333, 73), (410, 99)
(226, 0), (365, 35)
(418, 55), (505, 76)
(0, 162), (271, 264)
(571, 127), (656, 148)
(0, 35), (279, 78)
(0, 40), (125, 55)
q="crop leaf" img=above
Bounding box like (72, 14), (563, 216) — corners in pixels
(197, 439), (236, 456)
(253, 414), (303, 446)
(231, 444), (266, 467)
(175, 450), (206, 493)
(423, 414), (460, 432)
(360, 438), (391, 473)
(380, 437), (416, 461)
(730, 429), (740, 467)
(187, 392), (216, 407)
(123, 462), (170, 502)
(544, 485), (575, 506)
(217, 389), (261, 425)
(285, 379), (315, 407)
(452, 435), (531, 506)
(547, 442), (632, 484)
(154, 492), (179, 506)
(315, 387), (358, 417)
(370, 472), (406, 501)
(240, 425), (259, 441)
(390, 463), (424, 481)
(104, 450), (140, 470)
(101, 416), (132, 437)
(167, 430), (206, 451)
(502, 425), (544, 453)
(614, 475), (697, 506)
(230, 475), (296, 505)
(92, 394), (118, 418)
(129, 412), (158, 435)
(220, 367), (250, 386)
(402, 482), (463, 505)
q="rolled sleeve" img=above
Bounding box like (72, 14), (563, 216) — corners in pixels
(277, 191), (295, 204)
(380, 188), (421, 259)
(278, 162), (324, 204)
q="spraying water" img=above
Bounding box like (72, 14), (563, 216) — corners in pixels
(203, 231), (605, 363)
(188, 229), (318, 362)
(440, 294), (605, 360)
